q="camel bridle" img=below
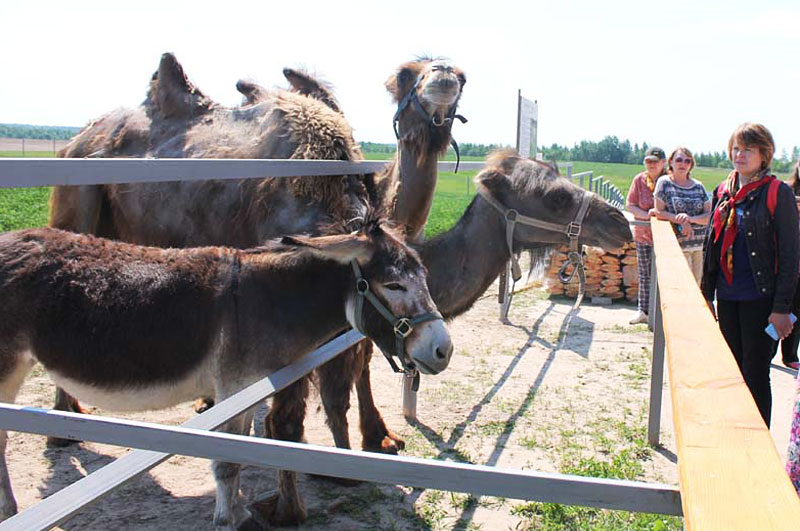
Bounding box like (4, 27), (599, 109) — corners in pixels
(350, 260), (443, 376)
(477, 186), (595, 304)
(392, 67), (468, 172)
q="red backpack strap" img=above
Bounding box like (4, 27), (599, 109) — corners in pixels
(767, 178), (780, 217)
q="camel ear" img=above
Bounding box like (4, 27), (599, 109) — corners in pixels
(385, 63), (418, 102)
(281, 233), (374, 264)
(146, 53), (212, 119)
(236, 79), (268, 105)
(456, 69), (467, 89)
(282, 68), (342, 113)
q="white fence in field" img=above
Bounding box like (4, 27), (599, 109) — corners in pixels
(0, 157), (685, 530)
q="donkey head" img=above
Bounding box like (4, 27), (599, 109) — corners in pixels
(284, 220), (453, 375)
(477, 151), (632, 251)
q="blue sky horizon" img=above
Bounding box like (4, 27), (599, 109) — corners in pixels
(3, 1), (798, 155)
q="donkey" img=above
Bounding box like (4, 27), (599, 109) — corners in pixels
(0, 219), (452, 530)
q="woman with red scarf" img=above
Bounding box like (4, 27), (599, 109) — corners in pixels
(701, 123), (799, 426)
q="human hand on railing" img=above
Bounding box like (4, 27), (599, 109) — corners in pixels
(674, 213), (690, 225)
(769, 312), (794, 340)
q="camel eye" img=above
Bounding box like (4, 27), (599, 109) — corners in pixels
(547, 189), (573, 209)
(383, 282), (407, 292)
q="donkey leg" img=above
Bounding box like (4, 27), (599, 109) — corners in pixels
(356, 342), (405, 454)
(253, 378), (308, 527)
(211, 408), (257, 531)
(0, 351), (36, 521)
(46, 388), (86, 447)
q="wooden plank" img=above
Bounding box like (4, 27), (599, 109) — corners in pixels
(0, 158), (390, 188)
(0, 405), (682, 521)
(650, 219), (800, 529)
(0, 159), (487, 189)
(0, 330), (363, 531)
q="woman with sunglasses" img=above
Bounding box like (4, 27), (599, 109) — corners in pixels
(701, 123), (799, 426)
(654, 147), (711, 284)
(626, 146), (667, 324)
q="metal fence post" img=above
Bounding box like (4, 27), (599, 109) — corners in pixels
(402, 372), (418, 421)
(647, 258), (666, 446)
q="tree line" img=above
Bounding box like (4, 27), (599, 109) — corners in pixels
(0, 124), (81, 140)
(360, 141), (509, 157)
(541, 135), (800, 172)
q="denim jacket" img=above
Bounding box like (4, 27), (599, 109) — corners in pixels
(701, 178), (799, 313)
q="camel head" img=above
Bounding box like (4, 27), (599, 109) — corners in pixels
(476, 151), (632, 251)
(144, 53), (214, 121)
(386, 58), (466, 142)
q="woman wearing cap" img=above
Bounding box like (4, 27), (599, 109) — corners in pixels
(626, 146), (667, 324)
(701, 123), (799, 426)
(654, 147), (711, 284)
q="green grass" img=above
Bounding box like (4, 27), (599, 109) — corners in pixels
(0, 151), (57, 158)
(0, 187), (51, 231)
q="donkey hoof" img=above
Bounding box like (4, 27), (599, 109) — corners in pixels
(193, 397), (214, 414)
(46, 436), (81, 448)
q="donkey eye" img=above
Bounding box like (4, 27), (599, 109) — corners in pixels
(383, 282), (407, 292)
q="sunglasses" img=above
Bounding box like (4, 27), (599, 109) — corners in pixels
(674, 157), (692, 164)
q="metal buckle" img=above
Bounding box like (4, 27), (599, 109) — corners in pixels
(394, 318), (413, 338)
(567, 221), (581, 238)
(356, 278), (369, 294)
(505, 209), (519, 222)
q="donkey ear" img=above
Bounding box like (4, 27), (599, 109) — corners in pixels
(146, 53), (212, 119)
(236, 79), (268, 105)
(282, 68), (342, 113)
(282, 233), (374, 264)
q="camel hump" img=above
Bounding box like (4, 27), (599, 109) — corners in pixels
(146, 52), (213, 120)
(282, 68), (342, 114)
(235, 79), (269, 105)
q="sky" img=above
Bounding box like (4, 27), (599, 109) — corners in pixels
(2, 0), (798, 156)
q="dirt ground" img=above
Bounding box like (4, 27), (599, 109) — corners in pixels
(6, 283), (799, 530)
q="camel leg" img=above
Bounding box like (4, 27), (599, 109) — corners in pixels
(211, 404), (257, 531)
(252, 378), (308, 527)
(46, 388), (86, 447)
(0, 349), (36, 521)
(312, 346), (363, 486)
(356, 342), (405, 454)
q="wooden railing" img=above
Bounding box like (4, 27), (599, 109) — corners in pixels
(648, 218), (800, 529)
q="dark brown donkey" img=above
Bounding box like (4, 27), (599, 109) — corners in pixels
(0, 219), (452, 530)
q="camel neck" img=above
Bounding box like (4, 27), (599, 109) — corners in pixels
(420, 197), (512, 319)
(390, 142), (440, 243)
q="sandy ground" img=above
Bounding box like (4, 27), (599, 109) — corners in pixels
(4, 284), (798, 530)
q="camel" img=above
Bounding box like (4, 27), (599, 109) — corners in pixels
(48, 52), (466, 525)
(0, 219), (452, 530)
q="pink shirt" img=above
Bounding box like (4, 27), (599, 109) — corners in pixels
(627, 172), (656, 244)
